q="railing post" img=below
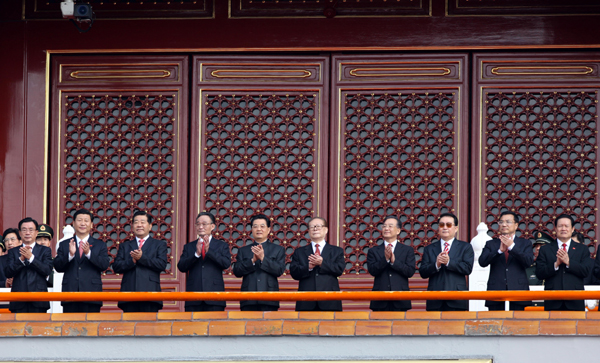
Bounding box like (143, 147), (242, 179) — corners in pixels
(469, 222), (492, 311)
(48, 225), (74, 313)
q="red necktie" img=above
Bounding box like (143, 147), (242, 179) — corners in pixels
(201, 236), (207, 258)
(138, 239), (145, 249)
(79, 240), (85, 258)
(315, 244), (321, 256)
(562, 243), (567, 251)
(443, 242), (449, 253)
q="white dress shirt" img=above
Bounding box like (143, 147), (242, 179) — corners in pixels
(68, 235), (92, 261)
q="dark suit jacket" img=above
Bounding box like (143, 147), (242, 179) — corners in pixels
(479, 236), (534, 308)
(53, 236), (110, 306)
(4, 243), (53, 311)
(233, 240), (285, 309)
(290, 242), (345, 311)
(536, 240), (591, 311)
(419, 239), (474, 311)
(367, 242), (416, 311)
(113, 237), (168, 310)
(0, 254), (7, 288)
(177, 237), (231, 309)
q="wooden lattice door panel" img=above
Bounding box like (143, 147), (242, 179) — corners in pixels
(191, 55), (329, 309)
(331, 54), (469, 310)
(473, 53), (600, 254)
(50, 56), (189, 311)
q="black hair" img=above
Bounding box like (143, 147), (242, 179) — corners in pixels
(308, 216), (328, 228)
(438, 212), (458, 226)
(250, 214), (271, 228)
(382, 216), (402, 229)
(499, 211), (520, 224)
(196, 212), (216, 224)
(133, 210), (153, 224)
(2, 228), (21, 241)
(74, 208), (94, 221)
(18, 217), (39, 231)
(554, 214), (575, 227)
(572, 232), (586, 244)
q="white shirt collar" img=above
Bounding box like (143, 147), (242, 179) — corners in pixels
(136, 235), (150, 244)
(441, 238), (455, 246)
(557, 238), (571, 250)
(76, 235), (90, 245)
(312, 240), (325, 252)
(385, 240), (398, 249)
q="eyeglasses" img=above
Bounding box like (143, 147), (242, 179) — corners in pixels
(20, 228), (35, 233)
(252, 224), (268, 229)
(381, 224), (398, 229)
(5, 237), (18, 242)
(195, 222), (213, 227)
(309, 225), (325, 231)
(498, 221), (515, 226)
(438, 223), (454, 228)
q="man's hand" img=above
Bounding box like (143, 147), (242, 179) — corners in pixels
(251, 244), (265, 263)
(80, 240), (90, 256)
(69, 238), (77, 257)
(436, 251), (449, 269)
(19, 246), (33, 261)
(557, 249), (570, 267)
(196, 239), (204, 256)
(130, 249), (142, 262)
(5, 278), (13, 288)
(499, 235), (513, 252)
(385, 244), (395, 263)
(308, 254), (323, 269)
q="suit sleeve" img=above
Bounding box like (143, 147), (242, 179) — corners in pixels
(319, 247), (345, 277)
(509, 238), (534, 269)
(290, 248), (310, 280)
(205, 241), (231, 270)
(478, 240), (500, 268)
(177, 243), (198, 273)
(4, 250), (24, 278)
(593, 252), (600, 281)
(535, 245), (557, 280)
(367, 248), (386, 277)
(0, 257), (7, 287)
(137, 240), (167, 272)
(53, 241), (71, 272)
(29, 247), (53, 277)
(419, 245), (438, 279)
(233, 247), (254, 277)
(446, 243), (474, 275)
(112, 243), (135, 273)
(565, 246), (591, 279)
(88, 240), (111, 272)
(259, 245), (285, 278)
(390, 246), (416, 278)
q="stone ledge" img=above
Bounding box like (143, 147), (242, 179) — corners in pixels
(0, 311), (598, 336)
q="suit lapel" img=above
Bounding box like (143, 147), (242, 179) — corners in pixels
(447, 239), (459, 262)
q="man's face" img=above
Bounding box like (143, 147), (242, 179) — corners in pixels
(36, 236), (51, 247)
(308, 219), (328, 242)
(4, 233), (20, 249)
(133, 215), (152, 239)
(498, 214), (518, 236)
(555, 218), (574, 242)
(20, 222), (38, 244)
(381, 218), (401, 242)
(533, 243), (543, 261)
(195, 215), (215, 237)
(437, 216), (458, 241)
(74, 213), (93, 236)
(251, 218), (270, 243)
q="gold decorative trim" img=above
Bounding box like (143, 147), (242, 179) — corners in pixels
(349, 67), (451, 77)
(69, 69), (172, 79)
(490, 66), (594, 76)
(210, 69), (312, 78)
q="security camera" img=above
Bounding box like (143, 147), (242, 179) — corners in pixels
(61, 0), (93, 23)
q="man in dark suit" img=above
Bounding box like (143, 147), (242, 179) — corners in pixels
(113, 211), (167, 313)
(178, 212), (231, 312)
(290, 217), (345, 311)
(420, 212), (474, 311)
(479, 211), (533, 311)
(536, 214), (591, 311)
(367, 216), (416, 311)
(2, 228), (22, 289)
(4, 217), (53, 313)
(233, 214), (285, 311)
(54, 209), (110, 313)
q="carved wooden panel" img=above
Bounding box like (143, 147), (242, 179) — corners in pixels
(332, 54), (469, 274)
(230, 0), (430, 18)
(448, 0), (600, 16)
(474, 53), (600, 255)
(191, 56), (329, 278)
(26, 0), (213, 19)
(50, 56), (189, 311)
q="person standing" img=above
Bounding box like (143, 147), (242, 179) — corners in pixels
(536, 214), (591, 311)
(367, 216), (416, 311)
(54, 209), (110, 313)
(113, 211), (167, 313)
(420, 213), (474, 311)
(4, 218), (53, 313)
(178, 212), (231, 312)
(290, 217), (345, 311)
(233, 214), (285, 311)
(479, 211), (533, 310)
